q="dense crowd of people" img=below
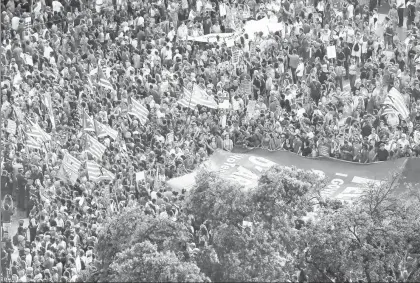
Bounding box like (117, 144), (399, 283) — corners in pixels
(2, 0), (420, 281)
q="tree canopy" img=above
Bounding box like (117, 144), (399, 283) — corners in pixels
(90, 167), (420, 283)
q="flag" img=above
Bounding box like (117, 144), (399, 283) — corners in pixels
(94, 119), (118, 140)
(97, 66), (114, 90)
(177, 85), (218, 109)
(128, 98), (149, 124)
(26, 135), (42, 149)
(27, 122), (51, 142)
(86, 160), (115, 182)
(44, 92), (56, 129)
(383, 88), (409, 119)
(381, 105), (398, 117)
(193, 84), (218, 109)
(57, 163), (79, 185)
(85, 134), (106, 160)
(62, 152), (82, 173)
(82, 110), (95, 132)
(177, 87), (196, 109)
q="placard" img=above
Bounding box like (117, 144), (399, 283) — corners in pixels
(232, 49), (240, 65)
(250, 42), (256, 57)
(326, 46), (336, 59)
(7, 119), (16, 135)
(136, 171), (145, 182)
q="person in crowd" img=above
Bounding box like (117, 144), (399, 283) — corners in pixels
(1, 0), (420, 281)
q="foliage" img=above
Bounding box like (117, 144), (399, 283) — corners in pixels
(296, 173), (420, 282)
(95, 207), (147, 268)
(250, 166), (325, 227)
(94, 207), (196, 281)
(90, 166), (420, 283)
(184, 166), (324, 282)
(109, 241), (209, 282)
(185, 170), (252, 228)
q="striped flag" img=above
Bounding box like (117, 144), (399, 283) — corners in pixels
(85, 134), (106, 160)
(82, 110), (95, 132)
(193, 84), (218, 109)
(383, 88), (409, 119)
(381, 105), (398, 117)
(177, 87), (196, 109)
(86, 160), (115, 182)
(57, 163), (79, 185)
(128, 98), (149, 125)
(94, 119), (118, 140)
(62, 152), (82, 173)
(177, 85), (218, 109)
(97, 66), (114, 90)
(27, 122), (51, 142)
(26, 135), (43, 149)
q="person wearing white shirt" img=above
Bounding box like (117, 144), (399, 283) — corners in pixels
(346, 25), (354, 44)
(296, 60), (305, 82)
(11, 16), (20, 30)
(52, 0), (63, 12)
(43, 43), (53, 59)
(347, 3), (354, 19)
(396, 0), (405, 27)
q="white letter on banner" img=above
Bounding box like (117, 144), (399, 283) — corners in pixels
(231, 166), (259, 180)
(248, 156), (277, 168)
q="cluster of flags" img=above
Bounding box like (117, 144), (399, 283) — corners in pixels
(382, 88), (409, 119)
(82, 111), (118, 140)
(178, 84), (218, 109)
(89, 65), (114, 91)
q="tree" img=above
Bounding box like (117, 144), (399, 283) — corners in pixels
(185, 170), (252, 229)
(94, 207), (194, 281)
(297, 173), (420, 283)
(109, 241), (209, 282)
(95, 207), (147, 270)
(185, 167), (324, 282)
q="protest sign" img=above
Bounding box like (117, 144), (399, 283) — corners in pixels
(327, 46), (337, 59)
(232, 49), (240, 65)
(7, 119), (16, 135)
(136, 171), (145, 182)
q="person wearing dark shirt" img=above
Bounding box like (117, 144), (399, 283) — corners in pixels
(361, 120), (373, 137)
(377, 143), (389, 161)
(412, 83), (420, 101)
